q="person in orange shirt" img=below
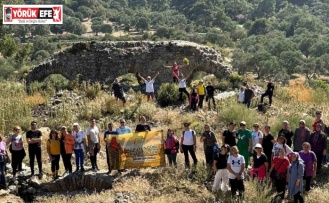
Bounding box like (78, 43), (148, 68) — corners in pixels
(59, 126), (74, 175)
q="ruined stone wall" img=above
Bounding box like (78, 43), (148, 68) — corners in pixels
(26, 40), (231, 86)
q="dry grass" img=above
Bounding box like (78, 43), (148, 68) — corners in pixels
(3, 77), (329, 203)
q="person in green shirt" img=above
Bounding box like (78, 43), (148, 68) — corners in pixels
(237, 121), (252, 168)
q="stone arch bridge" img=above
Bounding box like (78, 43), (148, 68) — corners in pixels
(26, 41), (231, 87)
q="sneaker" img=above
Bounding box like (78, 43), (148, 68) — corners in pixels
(75, 168), (80, 173)
(62, 171), (68, 176)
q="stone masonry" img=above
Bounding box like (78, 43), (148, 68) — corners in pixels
(26, 40), (231, 86)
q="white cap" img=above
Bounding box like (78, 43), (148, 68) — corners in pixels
(282, 120), (289, 124)
(240, 121), (246, 125)
(254, 143), (263, 149)
(73, 122), (79, 126)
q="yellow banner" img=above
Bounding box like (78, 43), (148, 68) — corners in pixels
(107, 130), (166, 169)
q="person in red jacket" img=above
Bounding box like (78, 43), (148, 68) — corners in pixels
(164, 62), (186, 83)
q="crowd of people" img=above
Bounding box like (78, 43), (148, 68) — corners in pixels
(162, 110), (327, 202)
(0, 116), (153, 189)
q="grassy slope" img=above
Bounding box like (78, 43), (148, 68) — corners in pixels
(3, 78), (329, 203)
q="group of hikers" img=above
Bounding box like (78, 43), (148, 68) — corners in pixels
(0, 116), (153, 188)
(162, 110), (328, 202)
(111, 62), (275, 111)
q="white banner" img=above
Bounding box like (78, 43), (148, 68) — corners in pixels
(3, 5), (63, 24)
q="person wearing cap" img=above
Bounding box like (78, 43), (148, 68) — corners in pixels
(116, 119), (132, 135)
(196, 80), (206, 109)
(250, 143), (268, 181)
(222, 122), (237, 147)
(299, 142), (317, 192)
(60, 126), (74, 175)
(278, 120), (294, 147)
(312, 110), (325, 132)
(293, 120), (310, 152)
(105, 123), (120, 174)
(180, 122), (198, 168)
(190, 84), (199, 111)
(111, 78), (126, 107)
(270, 148), (290, 200)
(164, 61), (186, 83)
(174, 70), (193, 105)
(47, 129), (61, 179)
(205, 81), (216, 110)
(200, 124), (217, 167)
(86, 118), (101, 172)
(251, 123), (263, 151)
(262, 125), (275, 170)
(72, 123), (86, 172)
(138, 72), (159, 102)
(26, 121), (43, 177)
(288, 152), (305, 203)
(115, 119), (131, 172)
(309, 123), (327, 174)
(237, 121), (252, 167)
(243, 84), (254, 108)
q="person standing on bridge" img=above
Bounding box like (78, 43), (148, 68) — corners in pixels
(138, 72), (159, 102)
(164, 62), (186, 83)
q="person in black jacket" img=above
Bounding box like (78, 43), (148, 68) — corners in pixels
(261, 78), (275, 106)
(206, 82), (216, 110)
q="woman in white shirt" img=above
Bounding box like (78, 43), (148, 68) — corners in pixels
(174, 70), (194, 105)
(227, 146), (245, 200)
(138, 72), (159, 102)
(180, 122), (198, 168)
(237, 86), (245, 103)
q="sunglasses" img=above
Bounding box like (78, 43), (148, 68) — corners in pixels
(120, 122), (125, 124)
(254, 126), (259, 128)
(316, 112), (321, 114)
(240, 124), (246, 126)
(255, 147), (262, 149)
(14, 128), (20, 131)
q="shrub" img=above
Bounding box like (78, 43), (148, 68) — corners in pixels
(84, 82), (102, 99)
(216, 80), (230, 91)
(217, 102), (260, 127)
(229, 73), (244, 89)
(157, 83), (180, 107)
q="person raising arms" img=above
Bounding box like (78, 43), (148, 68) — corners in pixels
(138, 72), (159, 102)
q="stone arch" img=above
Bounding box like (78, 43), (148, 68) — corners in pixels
(26, 41), (231, 87)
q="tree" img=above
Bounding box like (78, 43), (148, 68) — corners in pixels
(279, 50), (302, 75)
(231, 49), (253, 75)
(248, 18), (271, 36)
(77, 6), (93, 19)
(298, 38), (315, 57)
(156, 26), (171, 38)
(63, 17), (86, 35)
(136, 17), (150, 32)
(0, 35), (18, 58)
(91, 17), (104, 36)
(253, 0), (276, 19)
(31, 25), (51, 36)
(100, 24), (113, 33)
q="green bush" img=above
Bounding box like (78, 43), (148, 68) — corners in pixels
(157, 83), (180, 107)
(218, 102), (260, 128)
(216, 80), (230, 91)
(229, 73), (244, 89)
